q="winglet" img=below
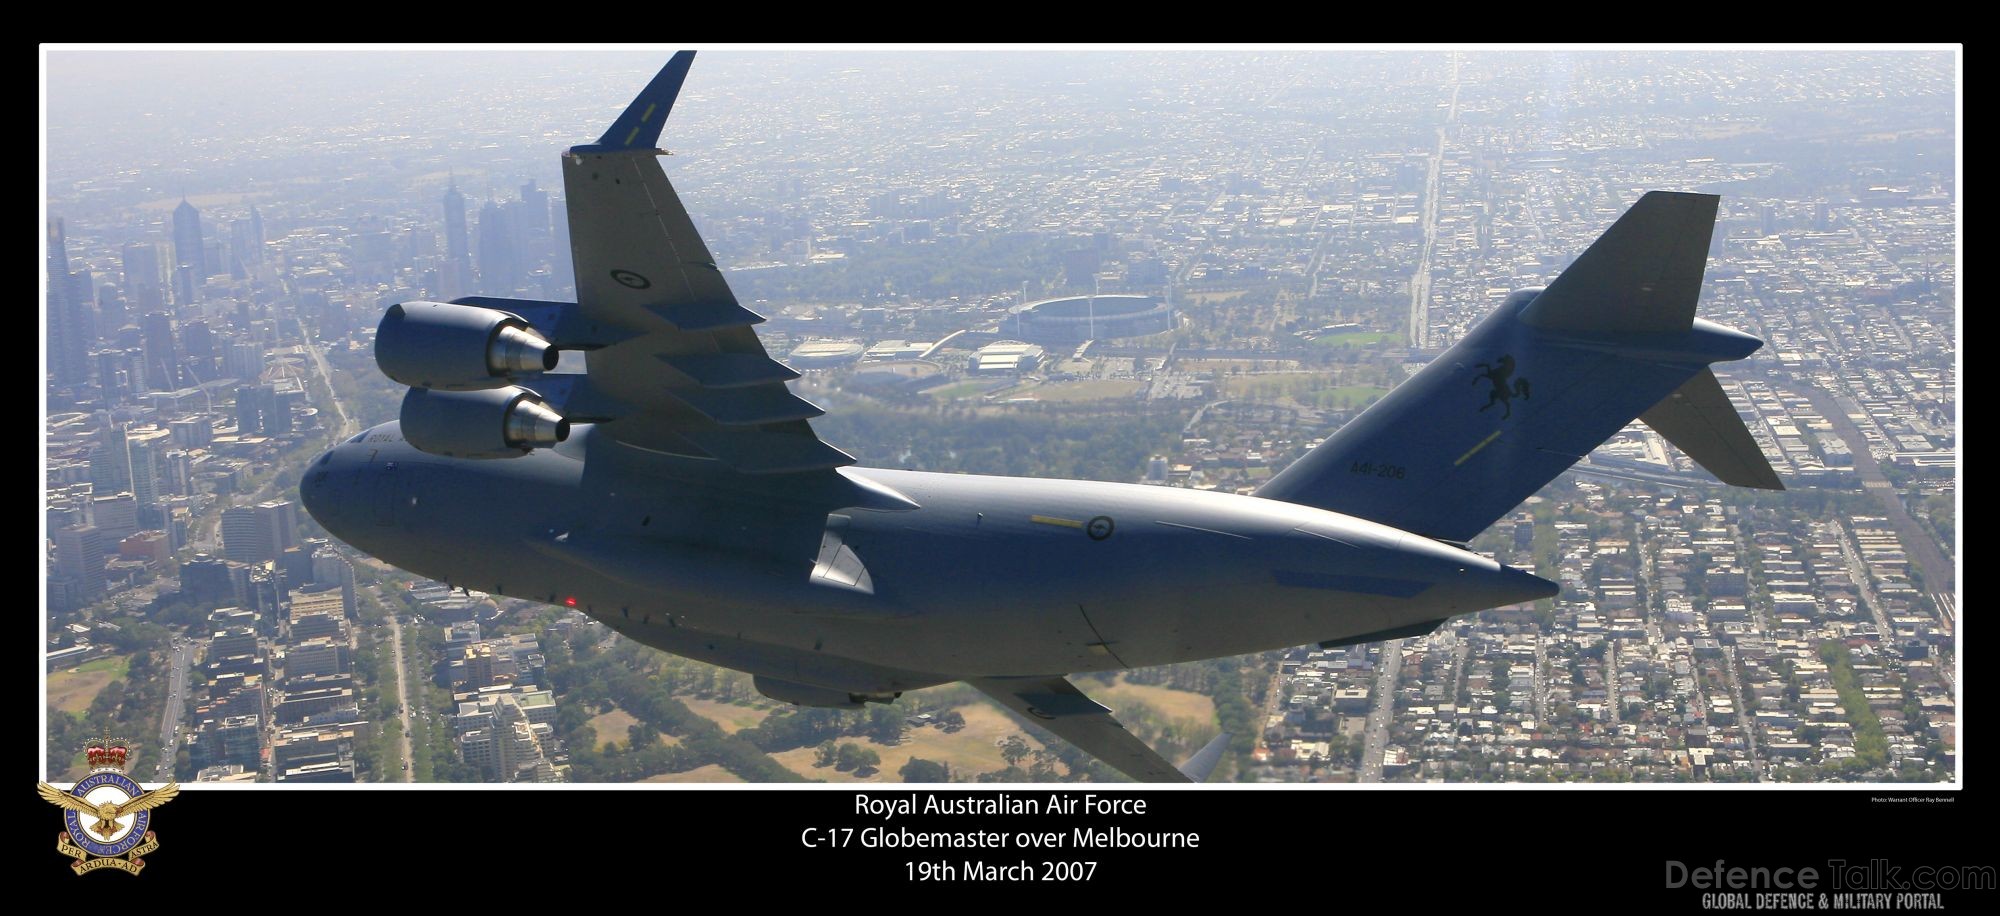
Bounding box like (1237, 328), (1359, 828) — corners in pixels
(592, 51), (695, 151)
(1176, 731), (1231, 783)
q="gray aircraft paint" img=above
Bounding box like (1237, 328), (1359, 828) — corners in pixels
(301, 52), (1778, 782)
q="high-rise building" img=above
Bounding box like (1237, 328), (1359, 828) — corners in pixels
(235, 383), (284, 436)
(226, 340), (265, 382)
(172, 198), (206, 282)
(91, 493), (140, 539)
(443, 180), (468, 261)
(168, 416), (213, 449)
(140, 311), (179, 391)
(47, 218), (93, 388)
(230, 215), (261, 273)
(477, 198), (517, 294)
(121, 239), (165, 310)
(222, 500), (297, 564)
(55, 525), (107, 602)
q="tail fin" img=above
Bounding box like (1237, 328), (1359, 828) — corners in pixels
(1257, 191), (1780, 543)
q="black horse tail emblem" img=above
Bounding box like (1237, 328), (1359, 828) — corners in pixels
(1473, 355), (1530, 419)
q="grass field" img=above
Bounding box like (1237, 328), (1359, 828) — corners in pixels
(1183, 290), (1248, 305)
(1095, 677), (1218, 726)
(770, 702), (1046, 783)
(1019, 380), (1143, 402)
(929, 380), (1008, 401)
(1179, 358), (1301, 374)
(46, 655), (128, 715)
(640, 764), (741, 783)
(1297, 386), (1387, 409)
(583, 707), (679, 750)
(1219, 372), (1323, 398)
(1309, 330), (1396, 348)
(681, 697), (773, 734)
(1220, 373), (1386, 409)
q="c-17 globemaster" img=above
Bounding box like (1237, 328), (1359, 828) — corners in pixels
(302, 52), (1781, 782)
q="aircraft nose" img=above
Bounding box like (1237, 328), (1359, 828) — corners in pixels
(299, 441), (350, 535)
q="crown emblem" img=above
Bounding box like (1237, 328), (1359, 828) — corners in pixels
(83, 738), (130, 773)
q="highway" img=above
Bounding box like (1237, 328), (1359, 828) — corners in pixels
(1358, 639), (1404, 781)
(154, 638), (196, 782)
(1800, 386), (1954, 597)
(386, 611), (416, 781)
(1407, 52), (1461, 350)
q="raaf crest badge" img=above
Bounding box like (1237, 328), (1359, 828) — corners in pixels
(38, 738), (177, 875)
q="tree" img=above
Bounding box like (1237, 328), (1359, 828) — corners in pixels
(899, 757), (949, 783)
(835, 742), (864, 772)
(813, 741), (838, 768)
(856, 747), (882, 775)
(1000, 735), (1029, 767)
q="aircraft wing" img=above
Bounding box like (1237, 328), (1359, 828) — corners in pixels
(967, 676), (1229, 783)
(557, 51), (853, 474)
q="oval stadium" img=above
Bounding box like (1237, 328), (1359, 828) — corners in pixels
(1008, 294), (1174, 344)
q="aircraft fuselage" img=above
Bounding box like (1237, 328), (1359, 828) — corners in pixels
(303, 421), (1552, 696)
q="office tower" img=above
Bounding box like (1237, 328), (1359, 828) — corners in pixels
(221, 500), (298, 564)
(55, 525), (107, 602)
(47, 218), (93, 387)
(172, 198), (206, 280)
(477, 197), (517, 294)
(140, 311), (179, 391)
(120, 239), (166, 312)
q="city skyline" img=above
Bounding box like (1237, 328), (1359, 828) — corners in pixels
(44, 46), (1957, 786)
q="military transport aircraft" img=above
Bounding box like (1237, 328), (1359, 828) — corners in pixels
(301, 52), (1781, 782)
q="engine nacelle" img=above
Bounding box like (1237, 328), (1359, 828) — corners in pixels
(376, 300), (557, 391)
(752, 676), (897, 710)
(399, 386), (569, 459)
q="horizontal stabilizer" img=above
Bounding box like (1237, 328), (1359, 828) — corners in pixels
(1640, 368), (1784, 490)
(1521, 191), (1719, 334)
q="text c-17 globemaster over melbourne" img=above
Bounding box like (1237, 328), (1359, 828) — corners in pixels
(301, 51), (1782, 782)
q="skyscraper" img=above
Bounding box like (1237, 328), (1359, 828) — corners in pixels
(172, 198), (207, 285)
(477, 198), (517, 295)
(55, 525), (107, 603)
(443, 180), (468, 261)
(234, 383), (285, 436)
(121, 239), (166, 311)
(222, 500), (297, 564)
(140, 311), (179, 391)
(46, 218), (92, 387)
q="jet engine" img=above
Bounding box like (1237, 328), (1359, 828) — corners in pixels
(752, 675), (898, 709)
(376, 300), (556, 391)
(399, 386), (568, 459)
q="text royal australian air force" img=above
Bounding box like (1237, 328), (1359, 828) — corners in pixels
(857, 793), (1146, 820)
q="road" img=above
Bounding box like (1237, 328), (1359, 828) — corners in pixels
(1800, 386), (1954, 596)
(386, 612), (416, 782)
(1721, 645), (1764, 781)
(154, 638), (196, 782)
(1407, 52), (1461, 349)
(298, 320), (355, 440)
(1358, 639), (1404, 781)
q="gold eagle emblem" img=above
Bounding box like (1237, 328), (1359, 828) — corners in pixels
(38, 781), (179, 842)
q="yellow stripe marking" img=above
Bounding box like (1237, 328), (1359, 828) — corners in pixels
(1454, 430), (1502, 466)
(623, 126), (642, 146)
(641, 102), (658, 123)
(1031, 515), (1085, 529)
